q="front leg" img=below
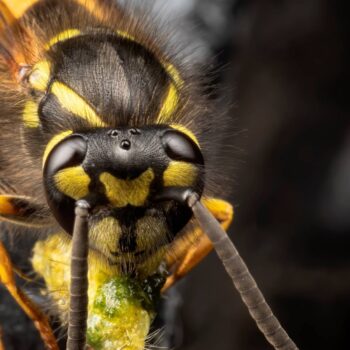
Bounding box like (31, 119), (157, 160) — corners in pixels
(0, 241), (58, 350)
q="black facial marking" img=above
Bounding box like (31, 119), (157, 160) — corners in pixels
(51, 33), (171, 127)
(111, 207), (146, 255)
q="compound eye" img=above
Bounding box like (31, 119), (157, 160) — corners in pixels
(44, 135), (87, 177)
(161, 130), (204, 165)
(43, 134), (87, 235)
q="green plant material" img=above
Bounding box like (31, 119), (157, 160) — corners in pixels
(32, 233), (165, 350)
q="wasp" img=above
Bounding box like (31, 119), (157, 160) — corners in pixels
(0, 1), (298, 350)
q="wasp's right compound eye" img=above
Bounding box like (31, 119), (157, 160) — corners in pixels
(44, 135), (88, 177)
(161, 130), (204, 165)
(43, 134), (88, 235)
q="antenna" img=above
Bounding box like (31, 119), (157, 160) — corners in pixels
(186, 192), (298, 350)
(67, 200), (90, 350)
(67, 191), (299, 350)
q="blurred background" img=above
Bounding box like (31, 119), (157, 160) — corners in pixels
(1, 0), (349, 349)
(156, 0), (350, 349)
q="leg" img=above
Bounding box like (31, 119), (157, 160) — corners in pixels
(0, 194), (51, 227)
(0, 241), (59, 350)
(162, 197), (233, 292)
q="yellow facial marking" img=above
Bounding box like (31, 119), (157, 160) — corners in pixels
(0, 196), (16, 215)
(28, 60), (51, 92)
(164, 63), (183, 87)
(163, 161), (197, 187)
(170, 124), (200, 147)
(23, 101), (39, 128)
(45, 29), (81, 49)
(100, 169), (155, 208)
(51, 81), (106, 127)
(43, 130), (73, 167)
(157, 63), (184, 123)
(116, 30), (136, 41)
(90, 217), (122, 254)
(157, 83), (179, 123)
(54, 166), (90, 200)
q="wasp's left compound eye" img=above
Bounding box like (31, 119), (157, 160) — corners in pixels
(44, 135), (87, 177)
(43, 134), (88, 235)
(161, 130), (204, 165)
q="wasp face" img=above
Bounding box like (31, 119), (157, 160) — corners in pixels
(43, 125), (204, 270)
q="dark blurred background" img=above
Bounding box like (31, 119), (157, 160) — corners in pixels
(1, 0), (350, 349)
(173, 1), (350, 349)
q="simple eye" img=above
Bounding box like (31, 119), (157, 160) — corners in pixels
(44, 135), (87, 177)
(161, 130), (204, 165)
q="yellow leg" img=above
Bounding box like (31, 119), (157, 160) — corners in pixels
(0, 242), (59, 350)
(0, 195), (51, 227)
(162, 197), (234, 292)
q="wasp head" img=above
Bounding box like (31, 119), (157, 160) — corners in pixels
(16, 30), (208, 270)
(42, 126), (204, 268)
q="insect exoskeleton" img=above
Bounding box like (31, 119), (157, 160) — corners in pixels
(0, 0), (234, 349)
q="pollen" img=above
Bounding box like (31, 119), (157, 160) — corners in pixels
(31, 232), (158, 350)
